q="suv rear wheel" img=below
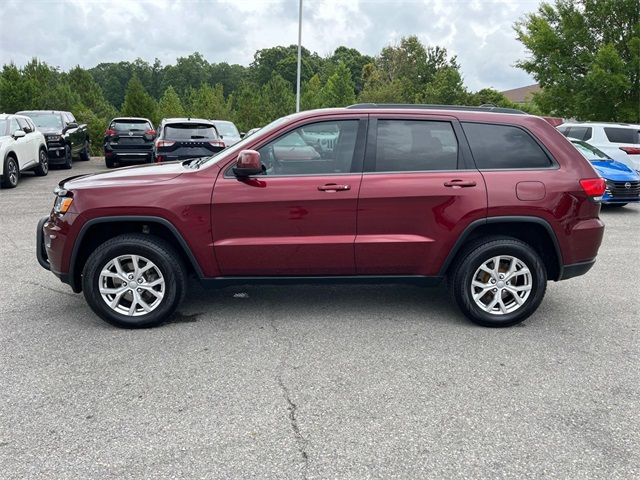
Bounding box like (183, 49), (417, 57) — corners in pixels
(82, 234), (186, 328)
(449, 236), (547, 327)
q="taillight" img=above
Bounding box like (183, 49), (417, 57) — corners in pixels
(579, 178), (606, 200)
(209, 140), (225, 148)
(155, 140), (175, 148)
(145, 129), (156, 136)
(619, 146), (640, 155)
(105, 129), (116, 136)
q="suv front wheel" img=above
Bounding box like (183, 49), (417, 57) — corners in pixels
(82, 234), (186, 328)
(449, 236), (547, 327)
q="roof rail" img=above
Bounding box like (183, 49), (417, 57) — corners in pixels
(346, 103), (527, 115)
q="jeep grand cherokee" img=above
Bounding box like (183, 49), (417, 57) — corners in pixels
(37, 104), (605, 328)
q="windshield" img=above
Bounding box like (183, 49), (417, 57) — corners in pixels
(572, 140), (610, 161)
(214, 122), (240, 137)
(194, 115), (295, 168)
(165, 124), (218, 140)
(23, 113), (63, 129)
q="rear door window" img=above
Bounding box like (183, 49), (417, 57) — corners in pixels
(462, 122), (553, 169)
(164, 124), (218, 141)
(566, 126), (592, 141)
(373, 120), (459, 172)
(604, 127), (640, 144)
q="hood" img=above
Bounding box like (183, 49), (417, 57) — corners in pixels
(39, 127), (63, 135)
(62, 161), (186, 190)
(591, 159), (640, 182)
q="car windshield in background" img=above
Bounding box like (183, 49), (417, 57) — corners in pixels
(112, 120), (151, 131)
(214, 122), (239, 137)
(165, 124), (217, 140)
(572, 140), (610, 161)
(27, 113), (62, 129)
(604, 127), (640, 144)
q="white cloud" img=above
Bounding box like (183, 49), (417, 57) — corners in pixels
(0, 0), (539, 91)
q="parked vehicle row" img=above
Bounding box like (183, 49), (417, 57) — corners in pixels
(38, 104), (606, 330)
(102, 117), (244, 168)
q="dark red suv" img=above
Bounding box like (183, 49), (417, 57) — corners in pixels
(37, 105), (606, 328)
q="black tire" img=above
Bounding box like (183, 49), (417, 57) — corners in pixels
(33, 148), (49, 176)
(79, 140), (91, 161)
(62, 144), (73, 169)
(82, 234), (187, 328)
(105, 156), (116, 168)
(1, 155), (19, 188)
(448, 236), (547, 327)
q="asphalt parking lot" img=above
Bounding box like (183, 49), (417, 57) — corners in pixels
(1, 158), (639, 479)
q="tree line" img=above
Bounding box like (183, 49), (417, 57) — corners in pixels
(0, 0), (637, 155)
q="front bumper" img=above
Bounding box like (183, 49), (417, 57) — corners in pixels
(37, 215), (72, 287)
(36, 217), (50, 270)
(46, 145), (67, 164)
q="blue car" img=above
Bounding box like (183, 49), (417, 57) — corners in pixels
(571, 139), (640, 207)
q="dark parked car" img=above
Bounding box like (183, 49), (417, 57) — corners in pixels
(153, 118), (225, 163)
(38, 104), (605, 329)
(18, 110), (90, 169)
(104, 117), (156, 168)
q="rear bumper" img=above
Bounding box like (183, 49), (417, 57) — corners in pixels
(105, 149), (153, 163)
(558, 259), (596, 280)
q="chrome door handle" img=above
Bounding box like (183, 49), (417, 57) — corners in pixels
(318, 184), (351, 192)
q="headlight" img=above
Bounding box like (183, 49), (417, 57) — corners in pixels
(53, 186), (73, 214)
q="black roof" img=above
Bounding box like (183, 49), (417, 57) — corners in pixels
(346, 103), (527, 115)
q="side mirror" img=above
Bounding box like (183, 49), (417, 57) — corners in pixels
(13, 130), (26, 139)
(65, 122), (78, 131)
(240, 132), (246, 138)
(233, 150), (263, 177)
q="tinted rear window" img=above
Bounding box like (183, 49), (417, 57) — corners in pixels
(566, 126), (592, 141)
(111, 120), (151, 131)
(164, 124), (218, 141)
(604, 127), (639, 144)
(462, 122), (552, 169)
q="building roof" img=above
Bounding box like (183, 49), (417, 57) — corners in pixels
(501, 84), (541, 104)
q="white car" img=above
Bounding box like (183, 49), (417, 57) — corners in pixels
(557, 122), (640, 173)
(0, 114), (49, 188)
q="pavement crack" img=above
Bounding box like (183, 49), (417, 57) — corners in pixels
(268, 313), (310, 478)
(23, 280), (77, 298)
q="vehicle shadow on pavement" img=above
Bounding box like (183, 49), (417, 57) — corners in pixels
(178, 280), (465, 328)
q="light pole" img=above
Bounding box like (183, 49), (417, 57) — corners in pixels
(296, 0), (302, 112)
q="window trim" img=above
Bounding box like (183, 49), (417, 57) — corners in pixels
(223, 118), (368, 178)
(460, 121), (559, 171)
(364, 116), (472, 173)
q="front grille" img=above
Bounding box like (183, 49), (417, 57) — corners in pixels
(606, 180), (640, 199)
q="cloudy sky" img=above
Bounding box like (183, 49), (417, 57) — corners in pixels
(0, 0), (539, 91)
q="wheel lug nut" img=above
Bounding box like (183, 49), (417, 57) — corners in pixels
(492, 288), (498, 292)
(499, 274), (504, 279)
(137, 278), (143, 283)
(128, 274), (134, 279)
(137, 288), (142, 293)
(491, 279), (496, 284)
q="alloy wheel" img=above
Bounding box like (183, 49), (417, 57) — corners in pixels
(470, 255), (532, 315)
(40, 150), (49, 174)
(99, 254), (165, 316)
(7, 159), (18, 186)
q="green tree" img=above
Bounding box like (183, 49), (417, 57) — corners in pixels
(0, 63), (37, 112)
(230, 82), (266, 132)
(321, 62), (356, 107)
(261, 73), (295, 121)
(418, 67), (468, 104)
(158, 86), (185, 118)
(515, 0), (640, 122)
(121, 75), (158, 123)
(185, 83), (231, 120)
(301, 74), (324, 110)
